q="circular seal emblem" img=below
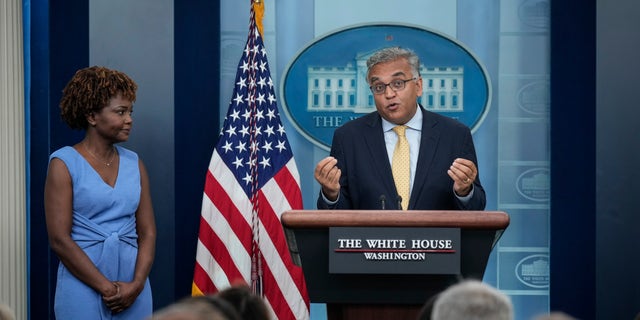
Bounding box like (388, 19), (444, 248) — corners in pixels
(280, 23), (492, 150)
(517, 80), (550, 115)
(515, 254), (550, 288)
(516, 168), (550, 201)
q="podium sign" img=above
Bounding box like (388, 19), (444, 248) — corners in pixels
(281, 210), (509, 307)
(329, 227), (460, 274)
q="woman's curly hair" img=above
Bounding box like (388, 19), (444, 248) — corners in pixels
(59, 66), (137, 130)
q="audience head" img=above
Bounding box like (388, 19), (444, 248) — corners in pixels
(532, 311), (578, 320)
(0, 303), (15, 320)
(431, 279), (513, 320)
(216, 284), (271, 320)
(151, 295), (241, 320)
(417, 293), (439, 320)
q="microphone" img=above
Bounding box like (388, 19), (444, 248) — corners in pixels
(379, 195), (386, 210)
(396, 195), (403, 210)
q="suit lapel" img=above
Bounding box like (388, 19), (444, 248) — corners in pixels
(410, 109), (440, 209)
(362, 113), (397, 197)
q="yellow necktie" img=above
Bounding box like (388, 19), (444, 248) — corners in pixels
(392, 125), (410, 210)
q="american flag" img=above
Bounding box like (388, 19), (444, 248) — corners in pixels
(192, 1), (310, 319)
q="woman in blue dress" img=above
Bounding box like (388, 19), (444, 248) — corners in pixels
(44, 66), (156, 319)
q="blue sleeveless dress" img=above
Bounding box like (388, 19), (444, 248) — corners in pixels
(50, 146), (152, 320)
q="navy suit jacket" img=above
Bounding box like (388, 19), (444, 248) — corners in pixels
(317, 107), (486, 211)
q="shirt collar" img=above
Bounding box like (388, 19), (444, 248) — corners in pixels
(381, 105), (423, 132)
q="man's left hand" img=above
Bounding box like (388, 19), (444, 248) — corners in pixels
(447, 158), (477, 197)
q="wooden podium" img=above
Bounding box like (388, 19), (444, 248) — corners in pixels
(281, 210), (509, 320)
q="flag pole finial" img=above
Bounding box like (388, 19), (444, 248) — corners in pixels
(252, 0), (265, 36)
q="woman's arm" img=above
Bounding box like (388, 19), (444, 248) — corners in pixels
(132, 159), (156, 286)
(44, 158), (119, 297)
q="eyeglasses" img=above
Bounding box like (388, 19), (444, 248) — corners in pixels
(369, 77), (417, 95)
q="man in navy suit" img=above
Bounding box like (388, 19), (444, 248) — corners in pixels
(315, 46), (486, 211)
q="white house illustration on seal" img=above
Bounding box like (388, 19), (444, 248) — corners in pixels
(306, 51), (464, 113)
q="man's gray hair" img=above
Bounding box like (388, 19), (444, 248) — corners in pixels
(366, 46), (421, 83)
(432, 280), (513, 320)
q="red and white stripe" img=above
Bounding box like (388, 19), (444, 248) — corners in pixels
(193, 150), (309, 320)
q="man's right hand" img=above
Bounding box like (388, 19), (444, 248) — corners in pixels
(314, 156), (341, 201)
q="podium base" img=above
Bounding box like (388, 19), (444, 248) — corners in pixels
(326, 303), (423, 320)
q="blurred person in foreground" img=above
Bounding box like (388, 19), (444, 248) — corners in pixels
(430, 279), (513, 320)
(216, 284), (270, 320)
(0, 303), (15, 320)
(150, 295), (241, 320)
(532, 311), (578, 320)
